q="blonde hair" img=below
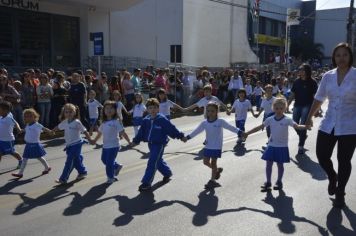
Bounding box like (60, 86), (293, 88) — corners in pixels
(272, 97), (287, 109)
(59, 103), (80, 121)
(203, 84), (212, 91)
(23, 108), (40, 123)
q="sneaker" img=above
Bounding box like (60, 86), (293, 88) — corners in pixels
(215, 168), (223, 180)
(138, 183), (151, 192)
(162, 175), (172, 183)
(205, 180), (219, 189)
(328, 175), (338, 196)
(76, 173), (88, 180)
(55, 179), (67, 185)
(114, 164), (123, 176)
(106, 178), (118, 184)
(42, 167), (52, 175)
(273, 181), (283, 190)
(261, 182), (272, 192)
(12, 173), (23, 178)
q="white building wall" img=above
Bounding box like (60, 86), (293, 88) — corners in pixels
(110, 0), (183, 62)
(182, 0), (258, 67)
(314, 8), (348, 61)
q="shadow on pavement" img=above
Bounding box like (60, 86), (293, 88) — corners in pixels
(291, 154), (327, 181)
(129, 147), (149, 159)
(113, 182), (173, 227)
(13, 181), (76, 215)
(63, 183), (111, 216)
(326, 206), (356, 236)
(164, 148), (204, 161)
(0, 178), (34, 198)
(42, 138), (65, 148)
(174, 189), (246, 226)
(244, 191), (328, 235)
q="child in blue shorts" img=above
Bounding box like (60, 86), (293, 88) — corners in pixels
(185, 102), (242, 189)
(0, 101), (23, 169)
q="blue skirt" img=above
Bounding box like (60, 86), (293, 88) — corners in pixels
(89, 118), (98, 127)
(0, 141), (15, 155)
(23, 143), (47, 159)
(203, 148), (222, 158)
(262, 146), (290, 163)
(132, 117), (143, 126)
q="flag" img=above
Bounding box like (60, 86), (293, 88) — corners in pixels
(251, 0), (260, 18)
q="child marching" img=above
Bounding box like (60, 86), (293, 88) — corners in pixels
(0, 101), (23, 169)
(131, 98), (185, 192)
(129, 93), (146, 136)
(91, 101), (130, 184)
(244, 97), (310, 191)
(227, 88), (256, 144)
(184, 102), (242, 189)
(53, 103), (92, 184)
(157, 88), (184, 120)
(12, 109), (52, 178)
(87, 90), (103, 136)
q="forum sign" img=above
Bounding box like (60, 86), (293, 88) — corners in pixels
(0, 0), (39, 11)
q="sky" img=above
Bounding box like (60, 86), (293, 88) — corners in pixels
(302, 0), (351, 10)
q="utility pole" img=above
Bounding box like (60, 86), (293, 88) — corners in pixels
(347, 0), (354, 44)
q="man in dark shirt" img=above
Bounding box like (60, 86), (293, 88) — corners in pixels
(288, 64), (318, 154)
(69, 73), (89, 128)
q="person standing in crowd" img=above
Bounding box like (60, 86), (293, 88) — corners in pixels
(50, 80), (67, 129)
(21, 72), (37, 110)
(36, 73), (53, 127)
(228, 70), (244, 103)
(97, 73), (110, 104)
(131, 68), (141, 93)
(288, 63), (318, 155)
(122, 71), (135, 110)
(306, 43), (356, 208)
(68, 73), (88, 128)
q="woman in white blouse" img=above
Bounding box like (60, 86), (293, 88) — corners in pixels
(306, 43), (356, 208)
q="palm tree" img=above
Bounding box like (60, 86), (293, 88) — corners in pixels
(290, 38), (324, 61)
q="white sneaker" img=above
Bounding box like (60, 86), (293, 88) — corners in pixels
(106, 178), (118, 184)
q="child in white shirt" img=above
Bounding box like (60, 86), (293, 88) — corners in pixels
(184, 102), (242, 189)
(244, 97), (309, 191)
(12, 109), (52, 178)
(157, 88), (184, 120)
(129, 93), (146, 135)
(87, 90), (103, 136)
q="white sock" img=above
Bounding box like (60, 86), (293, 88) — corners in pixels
(38, 157), (49, 170)
(18, 159), (28, 175)
(134, 126), (139, 136)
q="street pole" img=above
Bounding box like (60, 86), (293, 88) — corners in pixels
(347, 0), (355, 46)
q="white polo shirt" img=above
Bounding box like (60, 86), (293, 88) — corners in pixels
(116, 101), (125, 121)
(253, 87), (264, 96)
(315, 67), (356, 135)
(88, 99), (103, 119)
(261, 96), (276, 114)
(99, 119), (124, 149)
(264, 116), (296, 147)
(58, 119), (86, 146)
(132, 104), (146, 118)
(0, 114), (16, 141)
(231, 99), (252, 121)
(196, 96), (223, 117)
(159, 100), (174, 116)
(24, 122), (43, 143)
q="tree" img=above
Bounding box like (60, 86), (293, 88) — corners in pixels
(290, 38), (324, 61)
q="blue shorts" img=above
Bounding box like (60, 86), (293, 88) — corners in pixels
(262, 146), (290, 163)
(0, 141), (15, 155)
(23, 143), (46, 159)
(89, 118), (98, 127)
(133, 117), (143, 126)
(203, 148), (222, 158)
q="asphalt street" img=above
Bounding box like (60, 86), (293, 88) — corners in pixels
(0, 108), (355, 236)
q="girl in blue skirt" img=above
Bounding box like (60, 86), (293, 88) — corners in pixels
(129, 93), (146, 136)
(12, 109), (52, 178)
(244, 97), (310, 191)
(91, 101), (130, 184)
